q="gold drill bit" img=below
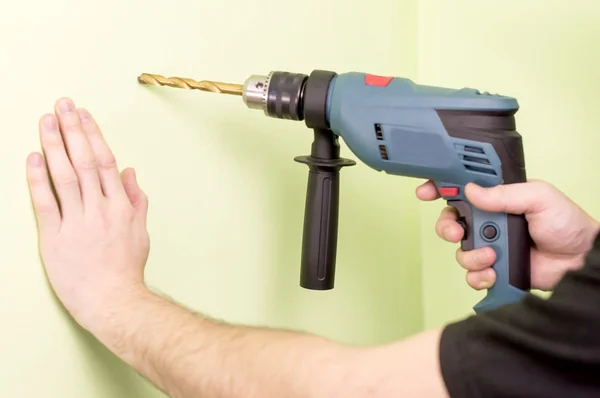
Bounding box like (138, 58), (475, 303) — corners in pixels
(137, 73), (243, 96)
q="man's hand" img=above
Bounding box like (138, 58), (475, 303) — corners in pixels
(416, 180), (600, 291)
(26, 97), (150, 331)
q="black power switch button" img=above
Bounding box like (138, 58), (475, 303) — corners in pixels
(482, 225), (498, 240)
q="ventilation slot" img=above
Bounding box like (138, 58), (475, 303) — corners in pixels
(463, 155), (491, 165)
(464, 145), (484, 154)
(464, 165), (495, 175)
(379, 145), (389, 160)
(374, 123), (384, 140)
(456, 144), (497, 176)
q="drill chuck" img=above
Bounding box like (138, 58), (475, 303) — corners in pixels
(243, 72), (308, 121)
(242, 75), (269, 111)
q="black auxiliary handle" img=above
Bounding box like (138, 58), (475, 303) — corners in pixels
(295, 129), (355, 289)
(260, 69), (355, 290)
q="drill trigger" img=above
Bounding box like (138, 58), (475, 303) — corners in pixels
(447, 200), (474, 251)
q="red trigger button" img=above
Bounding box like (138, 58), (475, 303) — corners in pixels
(365, 74), (394, 87)
(439, 187), (459, 197)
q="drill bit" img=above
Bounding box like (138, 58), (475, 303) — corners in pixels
(137, 73), (243, 96)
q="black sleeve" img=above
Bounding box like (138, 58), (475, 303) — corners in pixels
(439, 231), (600, 398)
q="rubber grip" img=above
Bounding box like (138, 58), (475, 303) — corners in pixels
(294, 129), (355, 290)
(298, 165), (339, 289)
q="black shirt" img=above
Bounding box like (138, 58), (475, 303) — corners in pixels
(439, 232), (600, 397)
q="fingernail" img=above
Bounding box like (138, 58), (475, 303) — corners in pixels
(44, 115), (57, 133)
(58, 98), (74, 113)
(27, 153), (43, 167)
(78, 108), (90, 121)
(479, 280), (493, 289)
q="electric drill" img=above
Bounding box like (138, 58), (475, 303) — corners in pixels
(138, 69), (532, 313)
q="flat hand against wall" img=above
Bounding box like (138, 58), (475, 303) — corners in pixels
(416, 179), (600, 291)
(23, 97), (451, 398)
(25, 97), (150, 332)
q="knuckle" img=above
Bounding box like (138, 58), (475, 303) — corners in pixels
(493, 184), (507, 201)
(55, 176), (79, 189)
(472, 250), (483, 267)
(34, 199), (57, 216)
(74, 158), (97, 171)
(530, 179), (555, 196)
(464, 251), (479, 269)
(98, 155), (117, 169)
(115, 201), (135, 218)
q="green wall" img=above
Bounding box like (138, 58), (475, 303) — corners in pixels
(3, 0), (599, 395)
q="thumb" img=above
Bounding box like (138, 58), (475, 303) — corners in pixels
(464, 180), (549, 215)
(121, 168), (148, 218)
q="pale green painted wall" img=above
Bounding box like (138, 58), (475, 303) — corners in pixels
(417, 0), (600, 328)
(4, 0), (598, 394)
(0, 0), (421, 396)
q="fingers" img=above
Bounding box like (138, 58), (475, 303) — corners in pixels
(26, 152), (61, 235)
(54, 98), (103, 204)
(456, 246), (496, 271)
(434, 206), (464, 242)
(39, 113), (83, 216)
(77, 108), (127, 199)
(466, 268), (496, 290)
(415, 180), (440, 201)
(121, 168), (148, 219)
(464, 181), (551, 215)
(457, 247), (496, 290)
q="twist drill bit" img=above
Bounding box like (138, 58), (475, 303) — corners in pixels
(137, 71), (309, 119)
(137, 73), (243, 96)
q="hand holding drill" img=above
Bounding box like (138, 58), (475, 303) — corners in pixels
(417, 179), (600, 291)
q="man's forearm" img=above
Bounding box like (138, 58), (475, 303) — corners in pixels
(90, 288), (367, 398)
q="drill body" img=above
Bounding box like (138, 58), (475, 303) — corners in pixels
(241, 69), (531, 313)
(138, 68), (531, 313)
(325, 72), (530, 312)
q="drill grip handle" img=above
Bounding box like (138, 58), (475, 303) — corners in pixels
(434, 108), (531, 311)
(447, 198), (531, 312)
(295, 129), (355, 290)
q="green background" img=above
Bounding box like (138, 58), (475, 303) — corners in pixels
(0, 0), (598, 395)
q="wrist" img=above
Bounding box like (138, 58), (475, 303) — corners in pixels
(76, 279), (152, 337)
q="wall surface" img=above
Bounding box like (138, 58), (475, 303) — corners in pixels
(417, 0), (600, 328)
(0, 0), (421, 396)
(6, 0), (596, 394)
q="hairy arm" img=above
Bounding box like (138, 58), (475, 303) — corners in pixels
(26, 98), (449, 398)
(94, 288), (447, 398)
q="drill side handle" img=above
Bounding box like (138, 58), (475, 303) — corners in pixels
(294, 129), (355, 290)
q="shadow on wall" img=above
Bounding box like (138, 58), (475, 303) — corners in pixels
(143, 88), (425, 345)
(42, 282), (166, 397)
